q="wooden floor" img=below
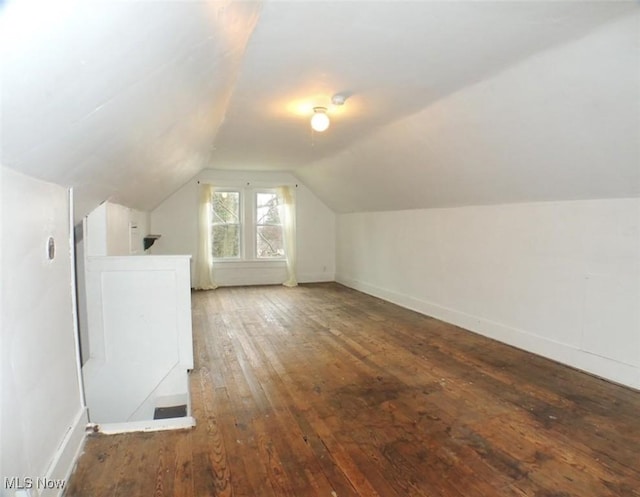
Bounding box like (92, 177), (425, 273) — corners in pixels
(65, 283), (640, 497)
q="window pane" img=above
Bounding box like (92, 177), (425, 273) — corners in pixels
(212, 225), (239, 258)
(256, 192), (280, 225)
(256, 225), (284, 258)
(212, 192), (240, 224)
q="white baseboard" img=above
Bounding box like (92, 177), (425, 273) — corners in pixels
(41, 407), (88, 497)
(336, 274), (640, 391)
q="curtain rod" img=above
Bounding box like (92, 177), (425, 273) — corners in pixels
(197, 180), (298, 187)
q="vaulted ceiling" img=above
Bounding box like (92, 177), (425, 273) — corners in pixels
(1, 1), (638, 218)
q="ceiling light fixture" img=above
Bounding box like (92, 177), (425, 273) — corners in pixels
(310, 107), (330, 132)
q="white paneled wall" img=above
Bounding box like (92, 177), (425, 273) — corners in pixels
(337, 198), (640, 390)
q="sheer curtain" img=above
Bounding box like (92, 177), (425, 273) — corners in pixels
(278, 185), (297, 287)
(193, 183), (217, 290)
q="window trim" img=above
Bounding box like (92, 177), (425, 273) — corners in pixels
(210, 186), (286, 263)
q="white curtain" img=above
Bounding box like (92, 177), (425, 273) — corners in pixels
(278, 185), (297, 287)
(193, 183), (217, 290)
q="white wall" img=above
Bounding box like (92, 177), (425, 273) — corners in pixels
(151, 169), (336, 286)
(336, 198), (640, 390)
(85, 201), (150, 256)
(79, 201), (149, 367)
(1, 168), (87, 496)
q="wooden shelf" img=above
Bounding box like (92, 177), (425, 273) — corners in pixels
(143, 234), (161, 251)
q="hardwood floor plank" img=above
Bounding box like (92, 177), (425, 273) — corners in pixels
(170, 429), (194, 497)
(65, 283), (640, 497)
(232, 330), (343, 496)
(193, 370), (233, 497)
(208, 308), (281, 497)
(254, 335), (361, 497)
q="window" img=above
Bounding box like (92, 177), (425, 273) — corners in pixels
(255, 192), (284, 259)
(211, 191), (240, 259)
(210, 188), (286, 261)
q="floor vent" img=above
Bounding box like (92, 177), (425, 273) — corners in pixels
(153, 404), (187, 420)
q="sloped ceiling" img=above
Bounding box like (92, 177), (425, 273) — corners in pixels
(1, 0), (261, 218)
(1, 1), (638, 218)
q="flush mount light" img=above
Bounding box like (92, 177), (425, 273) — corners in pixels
(310, 107), (330, 132)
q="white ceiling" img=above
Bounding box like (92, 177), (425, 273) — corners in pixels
(1, 0), (260, 217)
(1, 1), (638, 217)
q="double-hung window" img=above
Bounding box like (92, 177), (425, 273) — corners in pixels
(210, 188), (285, 261)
